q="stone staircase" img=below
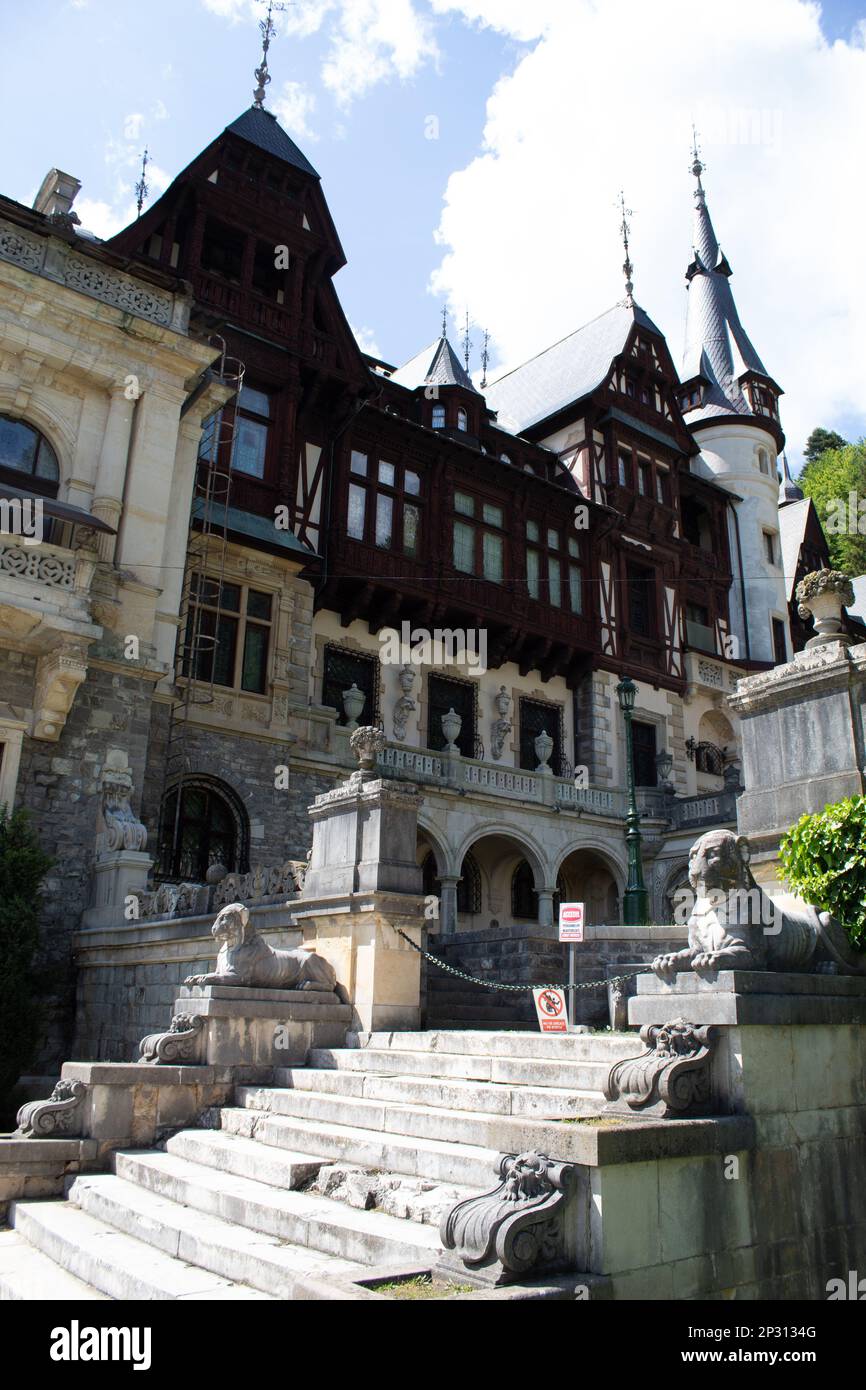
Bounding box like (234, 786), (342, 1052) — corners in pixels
(0, 1029), (638, 1301)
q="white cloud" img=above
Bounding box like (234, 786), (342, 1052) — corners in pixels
(351, 322), (382, 356)
(426, 0), (866, 462)
(123, 113), (144, 141)
(272, 80), (318, 141)
(74, 197), (136, 240)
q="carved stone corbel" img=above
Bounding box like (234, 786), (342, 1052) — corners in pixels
(603, 1018), (718, 1119)
(139, 1013), (204, 1065)
(15, 1078), (88, 1137)
(438, 1150), (576, 1286)
(31, 639), (89, 741)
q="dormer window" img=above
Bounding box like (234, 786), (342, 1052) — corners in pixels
(500, 453), (511, 465)
(456, 407), (468, 432)
(679, 384), (703, 411)
(431, 404), (445, 430)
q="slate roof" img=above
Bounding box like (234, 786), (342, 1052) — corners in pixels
(225, 107), (319, 180)
(390, 335), (478, 392)
(482, 301), (664, 433)
(681, 174), (771, 426)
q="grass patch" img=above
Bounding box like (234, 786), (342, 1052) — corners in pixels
(371, 1274), (475, 1300)
(560, 1115), (628, 1127)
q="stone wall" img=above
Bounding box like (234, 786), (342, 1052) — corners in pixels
(1, 653), (155, 1073)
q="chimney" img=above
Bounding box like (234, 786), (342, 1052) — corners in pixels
(32, 169), (82, 224)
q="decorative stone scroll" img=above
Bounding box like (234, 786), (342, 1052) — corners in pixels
(604, 1019), (717, 1118)
(212, 860), (304, 911)
(139, 1013), (204, 1065)
(97, 749), (147, 854)
(15, 1078), (88, 1138)
(439, 1150), (576, 1286)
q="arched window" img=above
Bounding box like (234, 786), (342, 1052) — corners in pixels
(456, 407), (468, 432)
(431, 404), (445, 430)
(757, 448), (772, 477)
(158, 777), (249, 881)
(0, 414), (60, 496)
(511, 860), (538, 921)
(456, 852), (482, 915)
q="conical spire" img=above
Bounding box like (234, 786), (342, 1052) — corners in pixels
(779, 453), (804, 506)
(682, 139), (776, 424)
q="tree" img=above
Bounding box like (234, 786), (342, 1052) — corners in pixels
(803, 427), (847, 464)
(0, 808), (53, 1114)
(779, 797), (866, 949)
(799, 441), (866, 576)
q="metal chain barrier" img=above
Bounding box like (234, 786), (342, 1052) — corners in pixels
(396, 928), (650, 994)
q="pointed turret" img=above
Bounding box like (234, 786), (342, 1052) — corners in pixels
(681, 150), (782, 439)
(779, 453), (804, 506)
(390, 333), (479, 393)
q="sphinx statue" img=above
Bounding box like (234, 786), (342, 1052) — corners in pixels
(184, 901), (338, 993)
(652, 829), (866, 978)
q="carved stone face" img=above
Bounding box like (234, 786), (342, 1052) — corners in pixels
(688, 830), (748, 896)
(212, 902), (249, 947)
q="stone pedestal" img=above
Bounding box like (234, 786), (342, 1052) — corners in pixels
(293, 755), (427, 1032)
(175, 984), (352, 1067)
(82, 849), (152, 928)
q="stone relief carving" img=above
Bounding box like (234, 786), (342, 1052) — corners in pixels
(0, 221), (47, 273)
(392, 665), (416, 742)
(439, 1151), (576, 1286)
(651, 828), (866, 977)
(184, 901), (338, 993)
(97, 749), (147, 854)
(604, 1019), (718, 1118)
(139, 1013), (204, 1065)
(15, 1078), (88, 1138)
(349, 725), (386, 770)
(63, 254), (173, 325)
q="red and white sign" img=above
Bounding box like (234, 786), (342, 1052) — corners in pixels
(532, 987), (568, 1034)
(558, 902), (585, 943)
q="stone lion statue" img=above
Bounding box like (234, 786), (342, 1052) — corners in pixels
(652, 829), (866, 979)
(184, 902), (338, 992)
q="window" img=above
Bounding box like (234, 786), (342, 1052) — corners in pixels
(656, 467), (671, 506)
(617, 450), (630, 487)
(526, 522), (583, 614)
(159, 778), (248, 881)
(757, 449), (771, 476)
(456, 852), (482, 915)
(631, 721), (658, 787)
(451, 491), (505, 583)
(200, 217), (245, 282)
(427, 674), (476, 757)
(345, 453), (422, 558)
(0, 414), (60, 495)
(456, 407), (468, 432)
(772, 618), (788, 666)
(183, 577), (273, 693)
(764, 531), (777, 565)
(322, 646), (379, 726)
(431, 404), (445, 429)
(627, 563), (656, 637)
(233, 386), (271, 477)
(637, 460), (650, 496)
(511, 862), (538, 920)
(252, 239), (287, 303)
(519, 698), (564, 774)
(686, 602), (714, 651)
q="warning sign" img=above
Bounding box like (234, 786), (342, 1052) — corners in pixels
(559, 902), (585, 943)
(532, 987), (568, 1034)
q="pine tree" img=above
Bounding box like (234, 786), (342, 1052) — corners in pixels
(799, 442), (866, 576)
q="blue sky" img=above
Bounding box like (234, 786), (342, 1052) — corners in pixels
(2, 0), (865, 461)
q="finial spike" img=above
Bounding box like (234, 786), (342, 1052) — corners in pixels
(441, 304), (448, 338)
(253, 1), (288, 109)
(480, 329), (490, 390)
(135, 148), (150, 219)
(617, 189), (635, 306)
(462, 309), (472, 373)
(690, 124), (706, 195)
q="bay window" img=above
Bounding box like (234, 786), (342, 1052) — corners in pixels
(452, 491), (504, 582)
(345, 450), (422, 558)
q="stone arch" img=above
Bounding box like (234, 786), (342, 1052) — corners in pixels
(453, 821), (550, 888)
(553, 842), (626, 926)
(551, 838), (626, 894)
(0, 389), (77, 484)
(416, 815), (449, 877)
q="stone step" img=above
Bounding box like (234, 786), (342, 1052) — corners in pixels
(116, 1146), (442, 1268)
(273, 1066), (602, 1118)
(422, 1004), (527, 1021)
(236, 1084), (596, 1156)
(346, 1029), (636, 1061)
(68, 1172), (366, 1299)
(308, 1046), (615, 1090)
(0, 1229), (110, 1301)
(167, 1127), (327, 1190)
(10, 1199), (274, 1301)
(220, 1106), (499, 1188)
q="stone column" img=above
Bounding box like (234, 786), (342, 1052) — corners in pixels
(537, 889), (555, 929)
(438, 876), (460, 936)
(91, 384), (135, 562)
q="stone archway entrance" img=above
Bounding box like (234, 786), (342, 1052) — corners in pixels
(555, 848), (621, 926)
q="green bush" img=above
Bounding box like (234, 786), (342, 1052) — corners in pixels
(778, 796), (866, 949)
(0, 807), (53, 1111)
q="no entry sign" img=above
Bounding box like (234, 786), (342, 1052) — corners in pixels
(533, 986), (568, 1034)
(559, 902), (585, 942)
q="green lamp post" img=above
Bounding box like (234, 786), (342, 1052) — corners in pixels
(615, 675), (651, 925)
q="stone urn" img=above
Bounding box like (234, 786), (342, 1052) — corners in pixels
(205, 859), (228, 885)
(796, 570), (854, 650)
(494, 684), (511, 718)
(534, 729), (554, 772)
(342, 683), (366, 730)
(349, 725), (386, 772)
(441, 708), (462, 754)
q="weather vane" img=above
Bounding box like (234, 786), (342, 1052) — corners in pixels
(480, 329), (490, 389)
(618, 189), (634, 306)
(134, 148), (150, 219)
(441, 304), (448, 337)
(253, 1), (290, 109)
(462, 309), (472, 373)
